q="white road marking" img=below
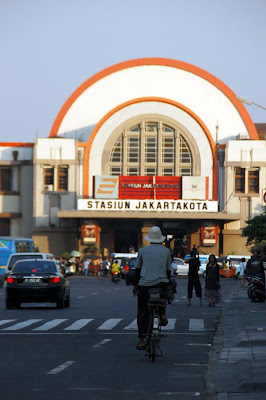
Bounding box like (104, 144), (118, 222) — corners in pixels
(97, 318), (122, 330)
(173, 299), (180, 302)
(124, 319), (137, 330)
(161, 318), (176, 330)
(33, 319), (68, 331)
(93, 339), (111, 348)
(3, 319), (43, 331)
(181, 296), (187, 298)
(47, 361), (76, 375)
(172, 363), (208, 366)
(64, 319), (94, 331)
(186, 343), (211, 347)
(0, 320), (16, 326)
(91, 293), (98, 295)
(77, 296), (84, 299)
(189, 319), (204, 331)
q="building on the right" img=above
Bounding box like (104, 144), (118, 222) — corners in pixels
(221, 137), (266, 255)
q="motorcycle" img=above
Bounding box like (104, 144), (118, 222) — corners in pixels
(246, 275), (265, 302)
(112, 271), (120, 284)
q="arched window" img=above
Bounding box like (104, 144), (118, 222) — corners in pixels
(108, 120), (193, 176)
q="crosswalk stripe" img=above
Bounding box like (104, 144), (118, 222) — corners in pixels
(124, 319), (137, 330)
(3, 319), (43, 331)
(33, 319), (68, 331)
(189, 318), (204, 331)
(64, 319), (94, 331)
(0, 320), (16, 327)
(97, 318), (122, 330)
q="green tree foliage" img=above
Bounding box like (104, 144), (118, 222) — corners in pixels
(242, 207), (266, 247)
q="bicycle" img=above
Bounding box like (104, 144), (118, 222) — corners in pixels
(145, 287), (168, 362)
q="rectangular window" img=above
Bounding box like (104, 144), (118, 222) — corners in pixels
(162, 137), (174, 163)
(15, 240), (31, 253)
(145, 137), (157, 163)
(0, 168), (12, 191)
(127, 167), (139, 175)
(0, 219), (10, 235)
(127, 137), (140, 163)
(144, 168), (156, 176)
(57, 166), (68, 191)
(109, 167), (122, 176)
(43, 167), (54, 186)
(248, 169), (259, 193)
(162, 168), (174, 176)
(179, 168), (192, 176)
(235, 167), (245, 193)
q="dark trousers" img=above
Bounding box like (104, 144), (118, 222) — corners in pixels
(187, 277), (202, 298)
(137, 283), (167, 339)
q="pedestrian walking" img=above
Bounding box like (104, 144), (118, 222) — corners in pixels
(204, 254), (221, 306)
(239, 257), (247, 287)
(83, 259), (89, 276)
(187, 251), (202, 306)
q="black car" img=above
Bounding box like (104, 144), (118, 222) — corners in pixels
(5, 259), (71, 309)
(124, 258), (137, 285)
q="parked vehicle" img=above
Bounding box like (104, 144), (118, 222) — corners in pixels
(217, 255), (251, 278)
(246, 275), (265, 302)
(124, 257), (137, 285)
(181, 254), (210, 277)
(171, 257), (189, 276)
(0, 237), (39, 286)
(5, 259), (71, 309)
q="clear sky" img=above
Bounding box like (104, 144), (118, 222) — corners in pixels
(1, 0), (266, 143)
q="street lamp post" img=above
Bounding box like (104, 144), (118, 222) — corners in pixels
(236, 95), (266, 111)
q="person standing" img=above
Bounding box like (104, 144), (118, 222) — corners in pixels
(204, 254), (221, 306)
(133, 226), (172, 350)
(239, 257), (247, 287)
(83, 259), (89, 277)
(187, 251), (202, 306)
(102, 258), (109, 277)
(246, 250), (261, 277)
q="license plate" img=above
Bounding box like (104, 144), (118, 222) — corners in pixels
(24, 278), (41, 283)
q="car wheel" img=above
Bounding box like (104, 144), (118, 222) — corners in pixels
(64, 295), (70, 308)
(6, 299), (15, 309)
(56, 295), (64, 309)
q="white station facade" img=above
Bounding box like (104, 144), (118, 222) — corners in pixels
(0, 58), (265, 257)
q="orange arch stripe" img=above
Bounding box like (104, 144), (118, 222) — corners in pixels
(83, 97), (218, 200)
(49, 57), (258, 140)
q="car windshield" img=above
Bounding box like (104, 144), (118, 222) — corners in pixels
(13, 261), (57, 274)
(9, 255), (43, 270)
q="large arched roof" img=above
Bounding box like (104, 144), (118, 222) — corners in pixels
(49, 57), (258, 140)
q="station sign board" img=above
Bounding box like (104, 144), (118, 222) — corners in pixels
(78, 199), (218, 212)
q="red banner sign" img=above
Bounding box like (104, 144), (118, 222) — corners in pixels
(118, 176), (182, 199)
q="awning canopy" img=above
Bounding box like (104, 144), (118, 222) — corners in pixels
(57, 209), (241, 222)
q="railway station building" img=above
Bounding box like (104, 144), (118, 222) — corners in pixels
(0, 58), (265, 257)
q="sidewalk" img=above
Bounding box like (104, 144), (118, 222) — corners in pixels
(215, 281), (266, 399)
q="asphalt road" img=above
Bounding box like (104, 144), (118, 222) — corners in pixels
(0, 274), (236, 400)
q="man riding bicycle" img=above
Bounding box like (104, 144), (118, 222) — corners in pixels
(133, 226), (172, 350)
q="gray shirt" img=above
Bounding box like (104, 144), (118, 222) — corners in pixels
(135, 244), (171, 286)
